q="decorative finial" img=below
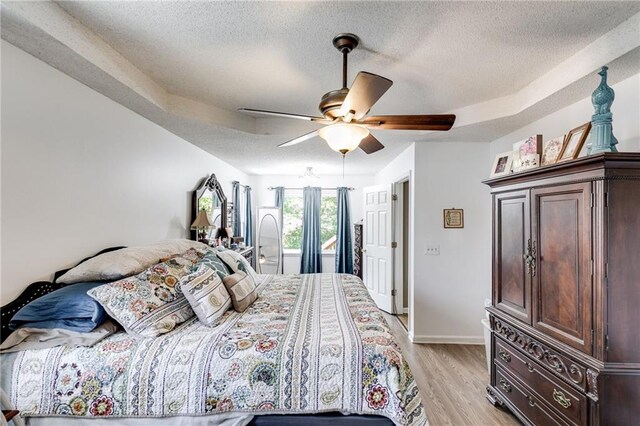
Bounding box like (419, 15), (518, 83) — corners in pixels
(586, 66), (618, 154)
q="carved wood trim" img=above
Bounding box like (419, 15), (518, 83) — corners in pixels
(493, 318), (589, 393)
(586, 368), (599, 401)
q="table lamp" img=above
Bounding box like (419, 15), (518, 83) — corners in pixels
(191, 209), (213, 244)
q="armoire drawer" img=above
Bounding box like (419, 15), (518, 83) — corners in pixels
(495, 366), (574, 426)
(492, 317), (589, 393)
(494, 339), (587, 426)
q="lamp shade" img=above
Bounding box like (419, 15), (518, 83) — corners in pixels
(214, 227), (229, 239)
(191, 209), (213, 229)
(318, 123), (369, 154)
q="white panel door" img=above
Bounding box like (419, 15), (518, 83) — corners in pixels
(362, 184), (393, 313)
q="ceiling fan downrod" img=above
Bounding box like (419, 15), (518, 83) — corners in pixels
(332, 33), (359, 89)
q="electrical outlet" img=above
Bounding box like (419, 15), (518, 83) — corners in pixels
(425, 244), (440, 255)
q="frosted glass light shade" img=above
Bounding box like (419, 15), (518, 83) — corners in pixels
(318, 123), (369, 154)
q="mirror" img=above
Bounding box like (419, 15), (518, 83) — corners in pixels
(257, 207), (283, 274)
(191, 174), (227, 241)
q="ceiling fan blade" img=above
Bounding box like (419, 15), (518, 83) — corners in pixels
(339, 72), (393, 120)
(278, 130), (320, 148)
(239, 108), (332, 123)
(359, 133), (385, 154)
(358, 114), (456, 131)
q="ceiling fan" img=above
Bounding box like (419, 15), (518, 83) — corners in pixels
(239, 33), (456, 156)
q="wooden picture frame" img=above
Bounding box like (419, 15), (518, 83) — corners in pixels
(558, 122), (591, 162)
(444, 208), (464, 229)
(490, 151), (514, 177)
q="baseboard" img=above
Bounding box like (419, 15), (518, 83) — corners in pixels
(402, 307), (408, 314)
(410, 334), (484, 345)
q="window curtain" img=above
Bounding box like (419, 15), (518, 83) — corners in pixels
(243, 186), (253, 247)
(274, 187), (285, 208)
(232, 181), (242, 239)
(335, 187), (353, 274)
(300, 187), (322, 274)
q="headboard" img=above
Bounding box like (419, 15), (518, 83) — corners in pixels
(0, 246), (126, 344)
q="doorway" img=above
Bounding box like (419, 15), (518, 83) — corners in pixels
(394, 179), (410, 332)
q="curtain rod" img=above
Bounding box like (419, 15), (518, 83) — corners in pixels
(232, 181), (250, 188)
(268, 186), (354, 191)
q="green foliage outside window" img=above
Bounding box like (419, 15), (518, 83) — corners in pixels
(282, 195), (337, 250)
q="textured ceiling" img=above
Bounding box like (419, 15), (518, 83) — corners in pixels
(3, 1), (640, 175)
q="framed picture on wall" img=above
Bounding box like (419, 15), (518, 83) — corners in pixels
(443, 208), (464, 229)
(490, 151), (514, 177)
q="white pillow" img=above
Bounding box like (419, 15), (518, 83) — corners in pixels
(217, 249), (259, 282)
(57, 239), (209, 284)
(181, 264), (232, 326)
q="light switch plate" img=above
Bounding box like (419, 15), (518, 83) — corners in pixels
(425, 244), (440, 255)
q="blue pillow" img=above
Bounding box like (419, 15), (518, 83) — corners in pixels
(9, 282), (108, 332)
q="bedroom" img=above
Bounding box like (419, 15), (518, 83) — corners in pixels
(1, 1), (640, 425)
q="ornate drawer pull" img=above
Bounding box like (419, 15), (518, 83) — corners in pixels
(499, 378), (512, 393)
(526, 362), (535, 372)
(528, 396), (535, 407)
(524, 239), (537, 277)
(498, 348), (511, 362)
(553, 389), (572, 409)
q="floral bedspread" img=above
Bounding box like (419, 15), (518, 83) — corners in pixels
(11, 274), (427, 425)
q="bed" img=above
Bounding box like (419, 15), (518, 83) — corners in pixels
(0, 246), (427, 426)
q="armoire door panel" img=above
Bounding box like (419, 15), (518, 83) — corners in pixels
(532, 183), (592, 353)
(494, 191), (531, 324)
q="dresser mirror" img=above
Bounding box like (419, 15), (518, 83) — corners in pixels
(191, 174), (227, 241)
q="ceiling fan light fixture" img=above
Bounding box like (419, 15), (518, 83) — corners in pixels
(319, 123), (369, 154)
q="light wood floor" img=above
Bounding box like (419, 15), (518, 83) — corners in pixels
(398, 313), (408, 329)
(385, 314), (520, 426)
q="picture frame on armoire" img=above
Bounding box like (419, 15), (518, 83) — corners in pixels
(489, 151), (514, 178)
(558, 122), (591, 162)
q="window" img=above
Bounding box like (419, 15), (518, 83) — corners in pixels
(282, 193), (337, 251)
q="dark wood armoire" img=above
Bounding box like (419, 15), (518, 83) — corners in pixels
(484, 153), (640, 426)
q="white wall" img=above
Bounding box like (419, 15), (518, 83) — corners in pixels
(374, 143), (491, 344)
(412, 143), (491, 343)
(251, 174), (374, 274)
(1, 41), (249, 303)
(491, 73), (640, 157)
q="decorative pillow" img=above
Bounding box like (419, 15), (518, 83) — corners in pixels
(58, 239), (209, 284)
(87, 248), (205, 337)
(217, 249), (259, 282)
(222, 271), (258, 313)
(180, 265), (232, 326)
(9, 282), (108, 332)
(199, 250), (233, 279)
(0, 320), (119, 353)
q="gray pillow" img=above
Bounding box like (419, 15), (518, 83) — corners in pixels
(222, 271), (257, 313)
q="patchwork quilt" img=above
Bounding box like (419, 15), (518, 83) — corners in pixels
(10, 274), (427, 425)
